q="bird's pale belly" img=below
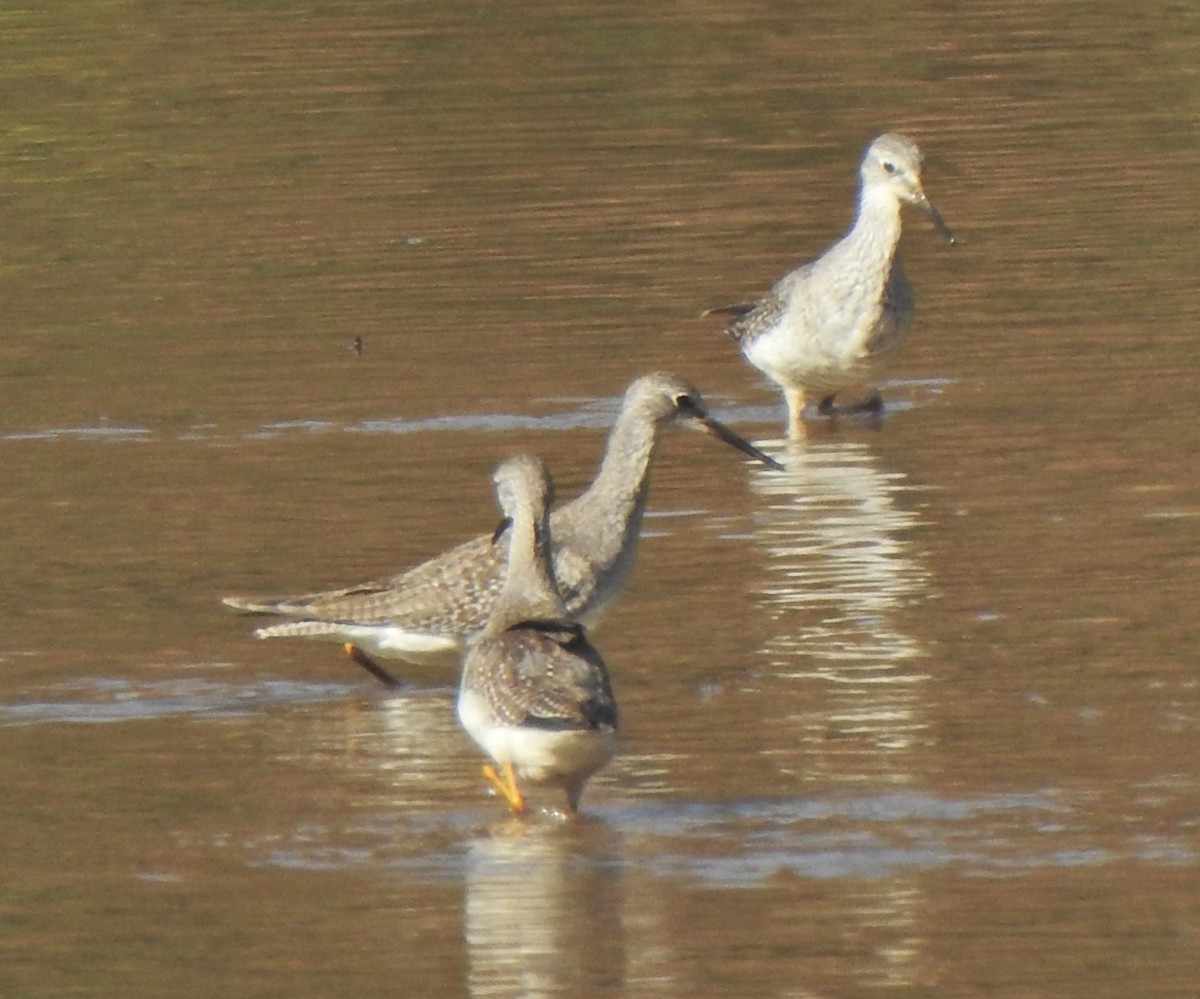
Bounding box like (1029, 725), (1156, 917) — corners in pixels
(744, 311), (882, 393)
(457, 690), (617, 785)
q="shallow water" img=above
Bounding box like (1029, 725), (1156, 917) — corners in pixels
(2, 1), (1198, 996)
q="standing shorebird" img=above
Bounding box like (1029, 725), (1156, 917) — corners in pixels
(708, 133), (955, 439)
(457, 454), (618, 816)
(223, 372), (781, 682)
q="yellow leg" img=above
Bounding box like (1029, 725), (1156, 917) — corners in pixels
(482, 761), (526, 814)
(784, 386), (808, 439)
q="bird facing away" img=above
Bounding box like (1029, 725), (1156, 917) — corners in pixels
(707, 133), (955, 439)
(222, 372), (782, 681)
(457, 453), (618, 816)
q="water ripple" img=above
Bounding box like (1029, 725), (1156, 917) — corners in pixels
(0, 675), (352, 726)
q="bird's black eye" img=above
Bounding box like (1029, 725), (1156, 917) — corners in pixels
(674, 393), (697, 412)
(882, 161), (897, 174)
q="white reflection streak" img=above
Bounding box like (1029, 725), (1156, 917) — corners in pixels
(371, 693), (470, 807)
(464, 824), (631, 997)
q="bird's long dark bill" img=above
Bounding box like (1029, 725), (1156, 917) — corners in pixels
(491, 517), (513, 544)
(699, 416), (784, 470)
(920, 198), (956, 245)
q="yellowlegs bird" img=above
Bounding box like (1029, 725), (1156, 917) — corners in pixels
(223, 372), (781, 681)
(457, 454), (618, 816)
(707, 133), (955, 438)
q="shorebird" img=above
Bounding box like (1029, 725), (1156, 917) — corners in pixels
(707, 133), (955, 438)
(223, 372), (781, 682)
(457, 454), (618, 816)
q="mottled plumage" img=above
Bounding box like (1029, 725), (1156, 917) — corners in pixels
(710, 133), (954, 438)
(223, 372), (781, 669)
(466, 621), (617, 732)
(457, 455), (618, 815)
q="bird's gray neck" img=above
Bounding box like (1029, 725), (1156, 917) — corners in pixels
(489, 508), (567, 634)
(572, 405), (658, 558)
(835, 183), (904, 271)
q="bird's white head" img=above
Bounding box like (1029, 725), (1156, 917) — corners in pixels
(862, 133), (955, 244)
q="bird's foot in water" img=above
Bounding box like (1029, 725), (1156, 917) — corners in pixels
(482, 761), (527, 814)
(817, 391), (884, 417)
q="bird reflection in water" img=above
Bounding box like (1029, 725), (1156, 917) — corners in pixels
(748, 438), (932, 781)
(464, 821), (633, 996)
(747, 437), (935, 990)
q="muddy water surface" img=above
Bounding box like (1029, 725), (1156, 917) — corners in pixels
(1, 2), (1197, 996)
